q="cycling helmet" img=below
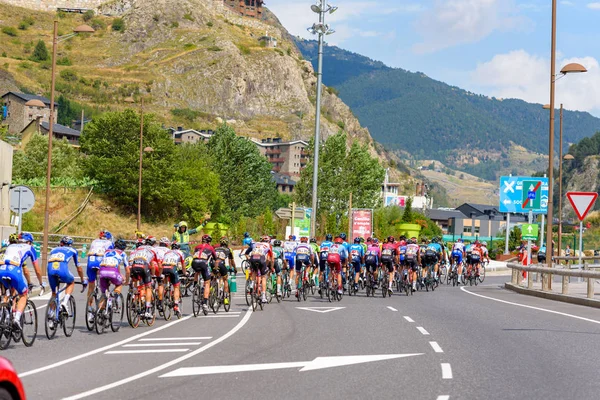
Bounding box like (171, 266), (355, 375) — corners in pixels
(202, 234), (212, 243)
(244, 232), (250, 238)
(261, 235), (270, 243)
(325, 234), (333, 241)
(19, 232), (34, 243)
(179, 221), (188, 228)
(354, 237), (361, 243)
(457, 238), (463, 243)
(334, 237), (343, 244)
(300, 237), (308, 243)
(145, 236), (157, 246)
(482, 241), (488, 247)
(60, 236), (74, 246)
(115, 239), (127, 251)
(310, 237), (317, 243)
(288, 235), (296, 241)
(99, 230), (113, 240)
(400, 235), (406, 241)
(135, 238), (145, 248)
(339, 233), (347, 240)
(171, 242), (181, 250)
(366, 237), (373, 243)
(387, 236), (395, 243)
(373, 238), (379, 244)
(159, 237), (171, 247)
(220, 237), (229, 246)
(432, 237), (439, 243)
(274, 239), (282, 247)
(8, 233), (19, 244)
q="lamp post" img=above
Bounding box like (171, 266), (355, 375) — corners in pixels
(307, 0), (337, 238)
(41, 22), (94, 268)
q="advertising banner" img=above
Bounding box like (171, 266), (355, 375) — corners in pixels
(351, 209), (373, 240)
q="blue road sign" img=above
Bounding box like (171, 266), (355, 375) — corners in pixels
(499, 176), (549, 214)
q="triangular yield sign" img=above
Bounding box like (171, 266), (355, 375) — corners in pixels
(296, 307), (345, 313)
(566, 192), (599, 221)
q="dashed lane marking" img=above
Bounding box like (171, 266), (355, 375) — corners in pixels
(387, 306), (398, 312)
(441, 363), (452, 379)
(429, 341), (443, 353)
(123, 343), (202, 347)
(403, 316), (414, 322)
(106, 349), (189, 355)
(416, 326), (429, 335)
(139, 337), (212, 341)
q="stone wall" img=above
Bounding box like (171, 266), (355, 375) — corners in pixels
(0, 0), (105, 11)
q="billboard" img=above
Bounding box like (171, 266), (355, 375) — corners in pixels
(499, 176), (548, 214)
(351, 209), (373, 240)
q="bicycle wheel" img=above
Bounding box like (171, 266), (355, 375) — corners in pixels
(223, 289), (231, 313)
(20, 300), (37, 347)
(0, 304), (12, 350)
(266, 277), (273, 304)
(192, 284), (201, 317)
(126, 292), (139, 328)
(95, 298), (106, 335)
(45, 298), (58, 340)
(163, 285), (173, 321)
(145, 300), (156, 326)
(209, 281), (218, 314)
(63, 295), (76, 337)
(245, 279), (251, 307)
(85, 290), (98, 332)
(214, 286), (222, 314)
(111, 293), (124, 332)
(479, 265), (486, 283)
(251, 290), (257, 311)
(241, 260), (250, 274)
(382, 276), (388, 298)
(302, 283), (307, 301)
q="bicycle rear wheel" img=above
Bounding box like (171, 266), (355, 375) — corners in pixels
(95, 298), (106, 335)
(111, 293), (124, 332)
(192, 284), (202, 317)
(245, 279), (251, 307)
(223, 289), (231, 313)
(45, 298), (58, 340)
(382, 276), (388, 298)
(163, 285), (173, 321)
(479, 266), (486, 283)
(85, 291), (98, 332)
(209, 281), (218, 314)
(0, 304), (12, 350)
(63, 296), (76, 337)
(21, 300), (37, 347)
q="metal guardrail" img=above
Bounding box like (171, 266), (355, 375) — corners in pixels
(508, 261), (600, 299)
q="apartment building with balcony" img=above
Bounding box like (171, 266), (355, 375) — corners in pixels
(251, 137), (308, 178)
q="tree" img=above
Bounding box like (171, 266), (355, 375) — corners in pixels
(401, 197), (413, 222)
(80, 110), (177, 218)
(207, 124), (278, 221)
(30, 40), (48, 62)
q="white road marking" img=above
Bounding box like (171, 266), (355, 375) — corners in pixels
(416, 326), (429, 335)
(387, 306), (398, 312)
(296, 307), (345, 313)
(203, 315), (239, 318)
(19, 315), (192, 378)
(429, 341), (443, 353)
(139, 337), (212, 341)
(437, 396), (450, 400)
(62, 310), (253, 400)
(123, 343), (202, 347)
(441, 363), (452, 379)
(106, 349), (189, 354)
(161, 353), (424, 377)
(403, 316), (414, 322)
(461, 287), (600, 325)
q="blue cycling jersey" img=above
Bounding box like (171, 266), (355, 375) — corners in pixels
(48, 246), (79, 268)
(243, 237), (253, 247)
(349, 244), (364, 262)
(427, 243), (442, 254)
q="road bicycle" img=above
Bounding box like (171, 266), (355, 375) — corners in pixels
(381, 267), (390, 298)
(161, 274), (182, 320)
(401, 267), (413, 296)
(365, 268), (377, 297)
(479, 260), (487, 283)
(295, 265), (309, 302)
(327, 263), (343, 302)
(0, 280), (38, 349)
(347, 263), (359, 297)
(265, 270), (281, 304)
(95, 287), (124, 334)
(179, 257), (193, 297)
(126, 279), (156, 328)
(192, 278), (209, 317)
(85, 284), (99, 331)
(319, 264), (329, 299)
(45, 282), (83, 339)
(208, 267), (232, 314)
(281, 267), (292, 299)
(249, 267), (264, 311)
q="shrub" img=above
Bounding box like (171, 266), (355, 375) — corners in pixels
(56, 10), (66, 19)
(90, 18), (105, 30)
(1, 52), (6, 57)
(18, 22), (28, 30)
(326, 86), (339, 96)
(112, 18), (125, 32)
(23, 42), (33, 54)
(274, 48), (284, 56)
(83, 10), (94, 22)
(206, 21), (214, 27)
(60, 69), (78, 82)
(18, 61), (32, 69)
(171, 21), (179, 28)
(237, 44), (250, 55)
(22, 16), (35, 26)
(30, 40), (49, 62)
(56, 56), (72, 66)
(170, 108), (200, 121)
(2, 27), (18, 37)
(183, 12), (194, 21)
(207, 46), (222, 52)
(153, 14), (160, 22)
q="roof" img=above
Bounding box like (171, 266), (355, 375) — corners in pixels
(171, 128), (213, 139)
(40, 122), (81, 137)
(426, 209), (467, 221)
(1, 91), (58, 107)
(251, 138), (308, 147)
(456, 203), (500, 217)
(271, 172), (297, 186)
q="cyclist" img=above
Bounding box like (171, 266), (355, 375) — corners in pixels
(283, 235), (298, 292)
(172, 221), (205, 258)
(272, 239), (284, 297)
(365, 237), (380, 289)
(318, 234), (334, 294)
(128, 237), (158, 319)
(160, 242), (186, 316)
(97, 239), (128, 312)
(47, 236), (86, 318)
(0, 232), (44, 330)
(86, 230), (114, 322)
(327, 237), (348, 295)
(470, 241), (483, 278)
(451, 239), (466, 285)
(425, 237), (443, 283)
(380, 236), (398, 294)
(190, 235), (217, 313)
(348, 237), (364, 292)
(242, 232), (253, 254)
(405, 238), (420, 291)
(154, 237), (171, 312)
(245, 235), (273, 304)
(481, 241), (490, 265)
(214, 237), (237, 305)
(0, 233), (18, 264)
(294, 237), (315, 298)
(537, 242), (546, 264)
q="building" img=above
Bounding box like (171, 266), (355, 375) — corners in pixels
(20, 119), (81, 146)
(271, 172), (297, 194)
(426, 208), (466, 234)
(382, 177), (432, 209)
(223, 0), (264, 19)
(168, 127), (214, 145)
(1, 92), (58, 135)
(251, 138), (308, 178)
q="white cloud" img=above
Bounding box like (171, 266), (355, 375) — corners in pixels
(470, 50), (600, 115)
(413, 0), (531, 54)
(560, 1), (575, 6)
(587, 2), (600, 9)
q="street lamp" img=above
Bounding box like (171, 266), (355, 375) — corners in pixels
(41, 22), (94, 268)
(307, 0), (337, 238)
(545, 0), (586, 266)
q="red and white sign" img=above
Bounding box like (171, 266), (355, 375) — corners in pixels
(351, 209), (373, 241)
(566, 192), (599, 221)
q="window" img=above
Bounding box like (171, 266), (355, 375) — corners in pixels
(463, 227), (472, 234)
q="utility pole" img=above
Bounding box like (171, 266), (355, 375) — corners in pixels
(348, 192), (353, 240)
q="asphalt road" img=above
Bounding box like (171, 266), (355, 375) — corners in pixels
(5, 274), (600, 400)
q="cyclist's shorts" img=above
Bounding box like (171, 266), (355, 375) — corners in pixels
(47, 262), (74, 293)
(295, 255), (311, 271)
(130, 265), (151, 286)
(285, 255), (295, 269)
(191, 259), (211, 281)
(350, 260), (362, 274)
(469, 254), (480, 265)
(382, 260), (394, 273)
(407, 260), (418, 272)
(365, 254), (378, 266)
(273, 259), (282, 274)
(162, 267), (180, 286)
(451, 251), (463, 265)
(98, 267), (123, 293)
(537, 254), (546, 263)
(0, 263), (27, 295)
(319, 259), (328, 273)
(423, 254), (438, 266)
(87, 257), (102, 282)
(250, 258), (268, 276)
(328, 260), (342, 273)
(213, 260), (228, 278)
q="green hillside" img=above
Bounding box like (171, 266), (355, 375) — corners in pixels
(295, 39), (600, 179)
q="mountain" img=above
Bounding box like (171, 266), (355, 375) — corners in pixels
(295, 39), (600, 180)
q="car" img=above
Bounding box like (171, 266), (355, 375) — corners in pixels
(0, 357), (25, 400)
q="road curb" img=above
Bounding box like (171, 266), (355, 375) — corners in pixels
(504, 283), (600, 309)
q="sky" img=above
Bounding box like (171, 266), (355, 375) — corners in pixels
(266, 0), (600, 116)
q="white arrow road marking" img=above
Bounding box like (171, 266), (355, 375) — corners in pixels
(160, 353), (423, 377)
(296, 307), (345, 313)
